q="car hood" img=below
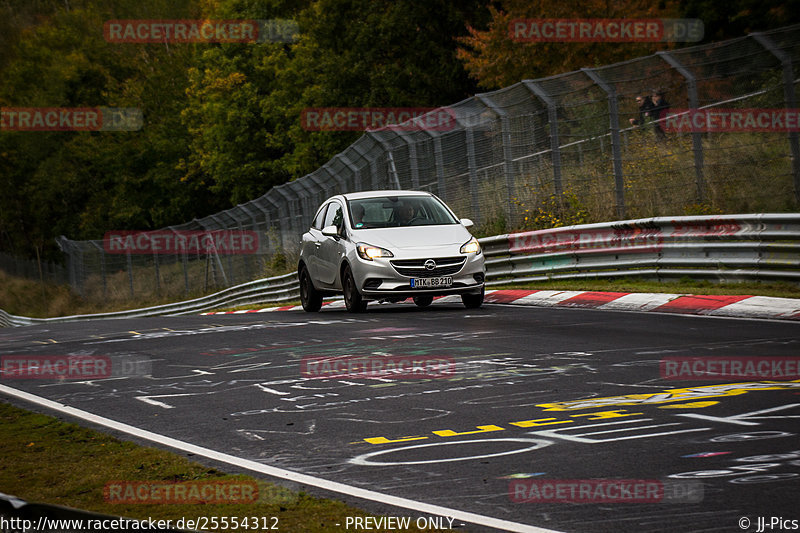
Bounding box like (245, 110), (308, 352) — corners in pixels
(351, 224), (471, 252)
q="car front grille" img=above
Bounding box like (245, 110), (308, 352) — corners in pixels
(390, 256), (466, 278)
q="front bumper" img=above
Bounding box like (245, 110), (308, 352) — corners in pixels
(351, 252), (485, 300)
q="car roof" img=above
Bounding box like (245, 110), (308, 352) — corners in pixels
(341, 190), (433, 201)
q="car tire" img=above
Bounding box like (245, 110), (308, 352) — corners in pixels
(299, 266), (323, 312)
(413, 296), (433, 307)
(461, 287), (484, 309)
(342, 264), (367, 313)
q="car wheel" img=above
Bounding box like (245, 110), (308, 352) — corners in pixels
(342, 264), (367, 313)
(413, 296), (433, 307)
(299, 266), (323, 312)
(461, 287), (484, 309)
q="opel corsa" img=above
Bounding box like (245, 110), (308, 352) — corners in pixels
(297, 190), (485, 312)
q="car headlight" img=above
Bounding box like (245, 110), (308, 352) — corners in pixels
(460, 236), (481, 255)
(357, 242), (394, 260)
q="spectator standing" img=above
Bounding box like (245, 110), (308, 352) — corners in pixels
(649, 90), (670, 141)
(629, 95), (654, 127)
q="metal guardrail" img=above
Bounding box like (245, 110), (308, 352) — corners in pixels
(0, 272), (299, 328)
(1, 214), (798, 327)
(483, 213), (800, 285)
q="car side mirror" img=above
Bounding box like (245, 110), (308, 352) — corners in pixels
(460, 218), (474, 229)
(322, 225), (339, 237)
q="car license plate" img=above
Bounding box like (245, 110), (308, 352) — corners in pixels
(410, 276), (453, 288)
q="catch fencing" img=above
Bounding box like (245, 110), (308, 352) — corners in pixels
(3, 213), (797, 327)
(53, 24), (800, 302)
(0, 252), (67, 285)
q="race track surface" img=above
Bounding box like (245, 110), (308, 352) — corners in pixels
(2, 302), (799, 532)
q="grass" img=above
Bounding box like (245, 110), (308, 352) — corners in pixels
(0, 402), (451, 533)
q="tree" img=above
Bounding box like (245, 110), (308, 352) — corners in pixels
(457, 0), (684, 89)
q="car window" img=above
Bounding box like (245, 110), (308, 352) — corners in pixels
(323, 201), (343, 231)
(347, 195), (458, 228)
(312, 204), (328, 230)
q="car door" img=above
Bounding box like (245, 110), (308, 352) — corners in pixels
(317, 200), (345, 286)
(304, 203), (329, 281)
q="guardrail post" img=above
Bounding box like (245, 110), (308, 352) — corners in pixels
(522, 81), (564, 198)
(751, 32), (800, 204)
(582, 68), (626, 219)
(657, 51), (707, 202)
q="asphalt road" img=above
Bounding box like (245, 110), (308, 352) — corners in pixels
(2, 302), (800, 532)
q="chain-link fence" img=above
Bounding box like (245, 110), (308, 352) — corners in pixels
(56, 24), (800, 303)
(0, 252), (67, 285)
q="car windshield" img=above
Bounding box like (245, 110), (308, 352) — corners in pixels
(347, 195), (459, 229)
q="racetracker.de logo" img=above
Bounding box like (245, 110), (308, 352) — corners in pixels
(300, 108), (456, 132)
(660, 357), (800, 380)
(0, 107), (142, 131)
(664, 109), (800, 132)
(104, 19), (299, 43)
(300, 355), (456, 380)
(103, 230), (259, 255)
(104, 480), (258, 504)
(509, 479), (703, 503)
(1, 355), (112, 380)
(509, 18), (703, 42)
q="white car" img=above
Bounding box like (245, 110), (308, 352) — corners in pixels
(298, 190), (486, 312)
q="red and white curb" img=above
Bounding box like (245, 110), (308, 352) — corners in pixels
(200, 290), (800, 321)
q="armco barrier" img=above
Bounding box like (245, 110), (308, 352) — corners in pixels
(483, 213), (800, 285)
(1, 214), (798, 327)
(0, 272), (299, 327)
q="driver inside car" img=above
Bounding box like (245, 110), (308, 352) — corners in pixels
(395, 203), (415, 225)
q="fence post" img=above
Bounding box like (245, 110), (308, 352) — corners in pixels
(367, 132), (401, 189)
(91, 241), (107, 299)
(321, 163), (348, 193)
(273, 186), (299, 250)
(452, 105), (482, 224)
(208, 215), (231, 286)
(657, 51), (706, 202)
(335, 153), (360, 192)
(582, 68), (626, 219)
(126, 249), (134, 298)
(167, 227), (189, 295)
(350, 143), (373, 191)
(751, 32), (800, 204)
(264, 194), (285, 252)
(476, 94), (516, 222)
(396, 131), (420, 189)
(522, 81), (563, 198)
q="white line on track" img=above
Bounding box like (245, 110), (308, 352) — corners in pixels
(0, 383), (561, 533)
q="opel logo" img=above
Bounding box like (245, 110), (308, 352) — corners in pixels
(424, 259), (436, 271)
